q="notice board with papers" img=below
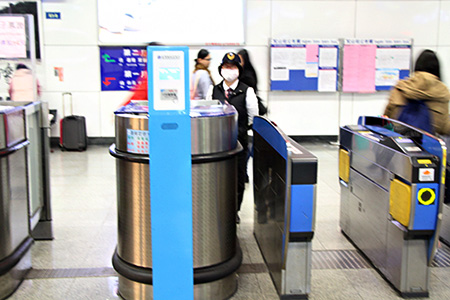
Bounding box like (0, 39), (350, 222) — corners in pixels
(342, 39), (412, 93)
(270, 39), (339, 92)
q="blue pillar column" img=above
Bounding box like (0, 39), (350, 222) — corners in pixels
(147, 46), (193, 300)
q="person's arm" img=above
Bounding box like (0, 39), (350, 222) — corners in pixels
(205, 85), (214, 101)
(384, 88), (403, 118)
(245, 87), (258, 126)
(197, 72), (212, 100)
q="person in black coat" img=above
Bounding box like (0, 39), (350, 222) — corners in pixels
(206, 52), (258, 221)
(238, 49), (258, 92)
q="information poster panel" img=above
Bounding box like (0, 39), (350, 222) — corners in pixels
(100, 46), (146, 91)
(342, 39), (412, 93)
(0, 16), (27, 58)
(270, 39), (339, 92)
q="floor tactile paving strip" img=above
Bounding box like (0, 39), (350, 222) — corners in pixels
(312, 250), (371, 270)
(26, 245), (450, 280)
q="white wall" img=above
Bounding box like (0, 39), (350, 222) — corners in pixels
(38, 0), (450, 137)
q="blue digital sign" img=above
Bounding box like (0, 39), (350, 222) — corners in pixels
(100, 46), (147, 91)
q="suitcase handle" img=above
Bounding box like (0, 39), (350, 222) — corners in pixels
(62, 92), (73, 117)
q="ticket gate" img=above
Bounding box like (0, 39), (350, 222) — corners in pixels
(0, 106), (33, 300)
(339, 116), (445, 298)
(110, 101), (242, 300)
(253, 116), (317, 299)
(0, 101), (53, 240)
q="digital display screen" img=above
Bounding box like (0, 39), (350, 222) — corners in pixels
(159, 68), (180, 81)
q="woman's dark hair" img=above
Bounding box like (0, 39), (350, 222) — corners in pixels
(16, 63), (29, 70)
(237, 49), (258, 91)
(195, 49), (209, 63)
(414, 49), (441, 80)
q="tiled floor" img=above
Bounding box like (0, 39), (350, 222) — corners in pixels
(7, 142), (450, 299)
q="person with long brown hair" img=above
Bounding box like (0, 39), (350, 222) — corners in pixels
(190, 49), (214, 100)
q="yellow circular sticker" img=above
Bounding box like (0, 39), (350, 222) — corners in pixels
(417, 188), (436, 205)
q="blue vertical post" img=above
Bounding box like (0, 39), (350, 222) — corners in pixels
(147, 46), (193, 300)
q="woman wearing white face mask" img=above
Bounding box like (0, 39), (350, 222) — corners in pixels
(206, 52), (258, 222)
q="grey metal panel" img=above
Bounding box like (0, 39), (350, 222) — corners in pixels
(115, 158), (152, 268)
(192, 159), (237, 266)
(339, 181), (351, 233)
(283, 242), (311, 296)
(116, 152), (237, 269)
(351, 151), (392, 191)
(386, 221), (429, 293)
(351, 133), (414, 182)
(346, 169), (390, 270)
(24, 105), (44, 220)
(0, 147), (29, 260)
(190, 113), (238, 155)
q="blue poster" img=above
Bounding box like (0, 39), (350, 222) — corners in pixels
(100, 46), (147, 91)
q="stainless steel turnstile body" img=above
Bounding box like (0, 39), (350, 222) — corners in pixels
(0, 101), (53, 240)
(339, 116), (445, 298)
(110, 101), (242, 300)
(0, 106), (33, 300)
(253, 116), (317, 299)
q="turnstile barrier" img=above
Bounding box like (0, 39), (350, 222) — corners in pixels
(0, 105), (32, 300)
(339, 116), (445, 298)
(110, 101), (242, 300)
(253, 116), (317, 299)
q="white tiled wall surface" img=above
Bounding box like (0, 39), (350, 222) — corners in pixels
(39, 0), (450, 137)
(42, 0), (98, 46)
(44, 46), (100, 92)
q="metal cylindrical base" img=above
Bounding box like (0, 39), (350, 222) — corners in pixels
(118, 273), (237, 300)
(112, 104), (241, 300)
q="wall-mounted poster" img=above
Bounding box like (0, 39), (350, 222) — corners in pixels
(0, 16), (26, 58)
(342, 39), (412, 93)
(270, 39), (339, 92)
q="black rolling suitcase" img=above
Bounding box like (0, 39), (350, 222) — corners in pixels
(59, 92), (87, 151)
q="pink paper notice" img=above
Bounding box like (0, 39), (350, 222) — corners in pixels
(358, 45), (376, 93)
(306, 44), (319, 62)
(342, 44), (376, 93)
(342, 45), (360, 92)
